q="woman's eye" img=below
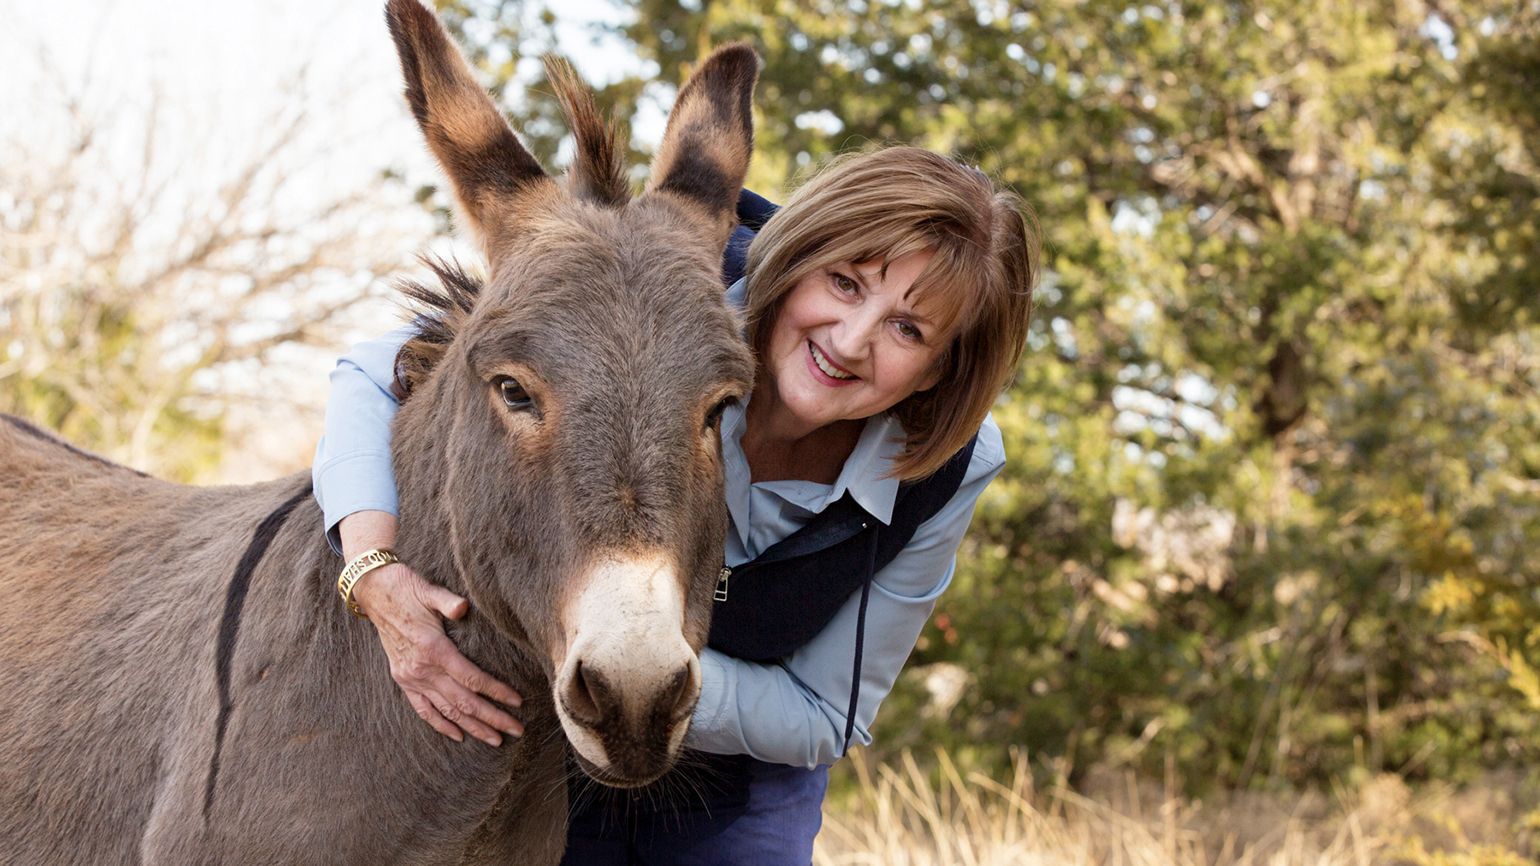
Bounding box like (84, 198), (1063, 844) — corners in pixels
(896, 321), (923, 342)
(496, 376), (535, 411)
(831, 272), (858, 295)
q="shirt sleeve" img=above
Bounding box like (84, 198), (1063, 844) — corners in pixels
(684, 415), (1007, 768)
(311, 324), (418, 554)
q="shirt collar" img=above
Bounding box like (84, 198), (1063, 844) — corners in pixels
(721, 396), (906, 527)
(725, 276), (748, 310)
(830, 413), (904, 525)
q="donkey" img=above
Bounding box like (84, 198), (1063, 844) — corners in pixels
(0, 1), (757, 862)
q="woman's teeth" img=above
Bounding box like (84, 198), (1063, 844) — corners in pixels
(810, 342), (855, 380)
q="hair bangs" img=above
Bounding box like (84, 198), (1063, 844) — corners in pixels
(828, 225), (984, 344)
(902, 239), (990, 345)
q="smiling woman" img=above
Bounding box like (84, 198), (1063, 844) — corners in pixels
(750, 249), (946, 460)
(742, 147), (1035, 482)
(314, 144), (1040, 865)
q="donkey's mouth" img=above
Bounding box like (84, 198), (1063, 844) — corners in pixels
(569, 748), (672, 790)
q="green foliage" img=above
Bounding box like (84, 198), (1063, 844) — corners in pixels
(442, 0), (1540, 794)
(1, 288), (225, 483)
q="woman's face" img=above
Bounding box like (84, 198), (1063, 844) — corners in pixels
(758, 249), (948, 435)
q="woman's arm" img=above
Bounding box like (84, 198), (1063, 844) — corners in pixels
(313, 325), (415, 552)
(314, 325), (523, 746)
(685, 417), (1007, 768)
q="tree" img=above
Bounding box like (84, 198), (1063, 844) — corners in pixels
(440, 0), (1540, 790)
(1, 47), (432, 480)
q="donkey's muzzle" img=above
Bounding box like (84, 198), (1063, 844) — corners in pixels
(559, 654), (700, 786)
(553, 552), (701, 787)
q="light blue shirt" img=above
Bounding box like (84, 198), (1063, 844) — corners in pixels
(312, 279), (1006, 768)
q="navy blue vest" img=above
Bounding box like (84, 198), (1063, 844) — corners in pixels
(705, 439), (976, 662)
(711, 190), (979, 753)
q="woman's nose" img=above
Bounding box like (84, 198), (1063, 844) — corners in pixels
(830, 312), (880, 361)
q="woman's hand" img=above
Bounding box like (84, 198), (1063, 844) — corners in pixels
(340, 511), (524, 746)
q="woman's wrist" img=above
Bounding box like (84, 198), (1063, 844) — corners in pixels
(337, 510), (400, 561)
(337, 510), (404, 617)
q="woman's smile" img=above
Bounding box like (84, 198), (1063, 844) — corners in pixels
(806, 340), (859, 384)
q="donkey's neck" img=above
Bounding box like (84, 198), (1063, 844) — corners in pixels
(393, 496), (549, 701)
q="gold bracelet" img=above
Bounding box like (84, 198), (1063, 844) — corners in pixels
(337, 548), (400, 619)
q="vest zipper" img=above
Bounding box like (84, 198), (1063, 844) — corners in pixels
(714, 517), (871, 605)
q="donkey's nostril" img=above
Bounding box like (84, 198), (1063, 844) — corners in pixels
(564, 660), (613, 725)
(666, 663), (696, 721)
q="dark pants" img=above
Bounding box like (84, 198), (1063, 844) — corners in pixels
(561, 753), (829, 866)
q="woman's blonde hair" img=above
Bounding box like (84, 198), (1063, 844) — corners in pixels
(744, 146), (1040, 481)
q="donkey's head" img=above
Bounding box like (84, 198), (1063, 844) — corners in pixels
(381, 0), (756, 787)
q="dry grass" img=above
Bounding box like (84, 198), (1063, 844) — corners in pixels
(815, 750), (1537, 866)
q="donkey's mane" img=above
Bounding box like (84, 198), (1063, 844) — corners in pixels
(390, 254), (483, 401)
(545, 56), (628, 207)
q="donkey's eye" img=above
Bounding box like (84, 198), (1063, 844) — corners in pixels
(704, 397), (736, 432)
(495, 376), (535, 411)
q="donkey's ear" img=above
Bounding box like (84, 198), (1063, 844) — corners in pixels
(546, 57), (629, 208)
(386, 0), (548, 257)
(643, 43), (758, 248)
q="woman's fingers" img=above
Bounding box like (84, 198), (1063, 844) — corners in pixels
(419, 581), (470, 621)
(397, 648), (516, 745)
(444, 651), (523, 711)
(365, 565), (524, 744)
(425, 681), (508, 747)
(421, 634), (523, 739)
(405, 689), (464, 743)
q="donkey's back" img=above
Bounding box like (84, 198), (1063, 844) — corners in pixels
(0, 413), (335, 863)
(0, 414), (569, 864)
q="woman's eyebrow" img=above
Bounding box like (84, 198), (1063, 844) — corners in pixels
(904, 308), (937, 327)
(852, 262), (941, 325)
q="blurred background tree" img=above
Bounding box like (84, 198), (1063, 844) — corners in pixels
(0, 96), (408, 479)
(0, 3), (434, 481)
(430, 0), (1540, 793)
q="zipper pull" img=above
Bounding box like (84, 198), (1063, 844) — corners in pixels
(714, 566), (732, 602)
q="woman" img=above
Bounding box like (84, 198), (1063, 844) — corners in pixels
(313, 145), (1038, 863)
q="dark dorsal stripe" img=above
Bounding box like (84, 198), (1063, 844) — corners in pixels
(203, 482), (312, 818)
(2, 413), (149, 478)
